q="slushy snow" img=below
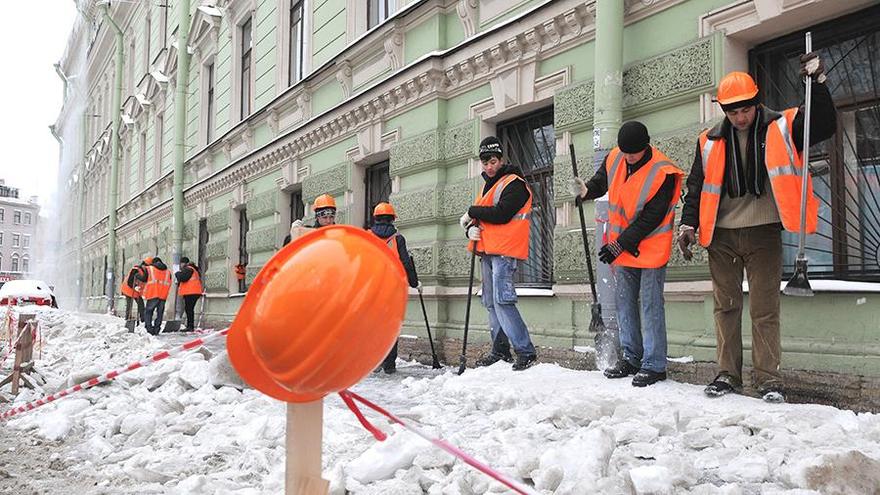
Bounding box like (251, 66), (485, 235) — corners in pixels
(1, 307), (879, 494)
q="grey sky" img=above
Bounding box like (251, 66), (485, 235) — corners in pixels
(0, 2), (78, 216)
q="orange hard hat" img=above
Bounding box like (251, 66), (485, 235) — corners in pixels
(312, 194), (336, 211)
(143, 257), (154, 265)
(227, 225), (408, 402)
(372, 202), (396, 219)
(715, 71), (759, 106)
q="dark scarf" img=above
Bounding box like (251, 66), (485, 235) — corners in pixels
(370, 222), (397, 239)
(725, 107), (766, 198)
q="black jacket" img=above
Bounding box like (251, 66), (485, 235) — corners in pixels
(175, 263), (200, 283)
(125, 267), (143, 289)
(467, 164), (531, 224)
(135, 259), (168, 283)
(581, 148), (676, 255)
(370, 222), (419, 288)
(681, 82), (837, 228)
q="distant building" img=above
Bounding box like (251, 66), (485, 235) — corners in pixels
(0, 179), (40, 282)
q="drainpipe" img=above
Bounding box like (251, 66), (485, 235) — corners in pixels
(170, 0), (192, 319)
(100, 3), (125, 314)
(591, 0), (624, 357)
(54, 63), (70, 104)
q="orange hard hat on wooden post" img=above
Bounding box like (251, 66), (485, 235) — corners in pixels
(227, 225), (409, 403)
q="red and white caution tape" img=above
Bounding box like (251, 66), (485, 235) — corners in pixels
(339, 389), (538, 495)
(0, 328), (229, 421)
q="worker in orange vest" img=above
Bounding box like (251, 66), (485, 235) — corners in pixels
(369, 202), (420, 373)
(459, 136), (537, 371)
(136, 256), (172, 336)
(120, 264), (145, 323)
(678, 54), (837, 403)
(571, 122), (684, 387)
(175, 257), (203, 332)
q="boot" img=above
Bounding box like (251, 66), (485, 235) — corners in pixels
(475, 352), (513, 367)
(603, 359), (639, 379)
(511, 354), (537, 371)
(704, 374), (738, 397)
(632, 369), (667, 387)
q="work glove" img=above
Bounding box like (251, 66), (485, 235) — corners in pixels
(677, 225), (696, 261)
(598, 241), (624, 264)
(416, 282), (423, 294)
(569, 177), (588, 201)
(459, 212), (472, 229)
(800, 52), (826, 84)
(467, 225), (482, 241)
(291, 219), (304, 229)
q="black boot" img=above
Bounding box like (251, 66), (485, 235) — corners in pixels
(632, 369), (667, 387)
(512, 354), (537, 371)
(704, 374), (738, 397)
(603, 359), (640, 379)
(475, 352), (512, 367)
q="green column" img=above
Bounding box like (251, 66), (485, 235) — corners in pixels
(170, 0), (192, 317)
(592, 0), (624, 148)
(101, 5), (125, 313)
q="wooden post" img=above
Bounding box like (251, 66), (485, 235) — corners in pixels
(1, 313), (36, 395)
(285, 399), (329, 495)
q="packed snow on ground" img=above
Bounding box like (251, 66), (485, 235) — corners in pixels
(1, 307), (880, 494)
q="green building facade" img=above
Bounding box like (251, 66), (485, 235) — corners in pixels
(55, 0), (880, 408)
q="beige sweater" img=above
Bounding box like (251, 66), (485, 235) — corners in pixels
(716, 128), (781, 229)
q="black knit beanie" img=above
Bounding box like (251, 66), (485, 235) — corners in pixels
(617, 121), (650, 153)
(479, 136), (503, 161)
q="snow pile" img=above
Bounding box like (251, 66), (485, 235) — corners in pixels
(1, 309), (879, 494)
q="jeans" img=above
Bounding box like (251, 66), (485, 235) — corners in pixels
(707, 224), (783, 389)
(480, 255), (536, 357)
(613, 265), (668, 373)
(183, 294), (200, 330)
(124, 296), (144, 322)
(144, 298), (166, 334)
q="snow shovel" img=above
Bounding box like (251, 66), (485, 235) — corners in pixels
(458, 239), (479, 375)
(569, 144), (612, 351)
(784, 31), (815, 297)
(410, 253), (442, 369)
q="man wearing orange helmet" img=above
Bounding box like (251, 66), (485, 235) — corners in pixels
(678, 53), (837, 402)
(283, 194), (337, 245)
(120, 264), (145, 324)
(370, 202), (420, 373)
(136, 256), (173, 335)
(460, 136), (537, 371)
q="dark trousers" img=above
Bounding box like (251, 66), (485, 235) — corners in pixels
(382, 341), (399, 370)
(183, 294), (200, 330)
(144, 298), (166, 335)
(707, 223), (783, 390)
(124, 296), (144, 322)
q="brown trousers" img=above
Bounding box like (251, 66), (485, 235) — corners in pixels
(707, 223), (783, 390)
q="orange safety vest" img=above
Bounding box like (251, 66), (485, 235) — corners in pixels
(178, 266), (203, 296)
(468, 173), (532, 260)
(697, 108), (818, 247)
(120, 268), (143, 298)
(143, 265), (172, 300)
(385, 234), (399, 254)
(606, 147), (684, 268)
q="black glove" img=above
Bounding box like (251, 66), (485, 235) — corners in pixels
(799, 52), (826, 84)
(598, 242), (624, 264)
(677, 226), (696, 261)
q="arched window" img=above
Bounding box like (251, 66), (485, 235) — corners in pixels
(21, 257), (29, 273)
(11, 254), (19, 272)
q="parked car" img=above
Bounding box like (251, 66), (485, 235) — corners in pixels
(0, 280), (58, 308)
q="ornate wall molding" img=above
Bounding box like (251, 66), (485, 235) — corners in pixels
(554, 79), (594, 132)
(205, 239), (228, 260)
(438, 178), (477, 218)
(246, 225), (278, 253)
(437, 241), (472, 280)
(203, 269), (228, 292)
(206, 210), (229, 234)
(301, 163), (349, 201)
(389, 189), (437, 226)
(246, 190), (278, 220)
(390, 119), (478, 176)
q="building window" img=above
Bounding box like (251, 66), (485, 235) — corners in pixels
(497, 108), (557, 288)
(290, 189), (305, 224)
(21, 257), (28, 273)
(289, 1), (305, 85)
(24, 212), (31, 225)
(364, 161), (391, 227)
(139, 130), (147, 190)
(240, 17), (253, 121)
(11, 255), (19, 272)
(238, 208), (249, 292)
(155, 113), (164, 177)
(23, 236), (29, 248)
(751, 4), (880, 281)
(0, 256), (3, 271)
(205, 61), (215, 144)
(14, 210), (21, 224)
(159, 3), (168, 49)
(0, 208), (4, 222)
(367, 0), (391, 29)
(144, 17), (152, 73)
(0, 232), (3, 245)
(197, 218), (209, 276)
(12, 234), (20, 247)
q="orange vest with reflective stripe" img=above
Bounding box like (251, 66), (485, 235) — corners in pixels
(606, 147), (684, 268)
(120, 268), (143, 298)
(468, 174), (532, 260)
(178, 266), (203, 296)
(143, 265), (172, 300)
(697, 108), (818, 247)
(385, 234), (399, 254)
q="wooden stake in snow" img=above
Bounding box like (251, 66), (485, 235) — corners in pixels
(0, 313), (37, 395)
(285, 400), (330, 495)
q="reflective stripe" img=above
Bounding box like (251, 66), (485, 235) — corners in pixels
(702, 183), (721, 195)
(634, 161), (673, 218)
(608, 203), (626, 216)
(701, 139), (715, 174)
(767, 164), (799, 179)
(491, 176), (517, 205)
(773, 116), (798, 169)
(607, 152), (625, 182)
(512, 213), (530, 220)
(645, 222), (674, 239)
